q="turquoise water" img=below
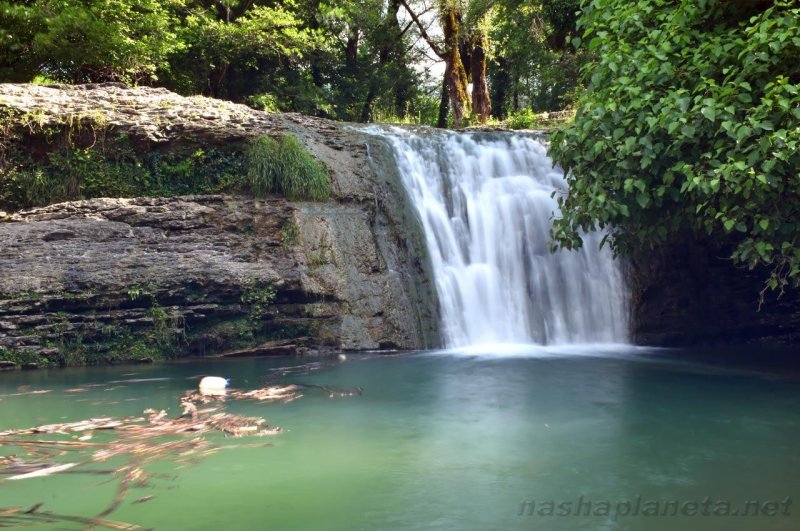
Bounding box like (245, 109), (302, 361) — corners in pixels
(1, 348), (799, 530)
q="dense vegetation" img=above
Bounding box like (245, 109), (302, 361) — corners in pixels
(0, 122), (329, 212)
(0, 0), (582, 126)
(551, 0), (800, 296)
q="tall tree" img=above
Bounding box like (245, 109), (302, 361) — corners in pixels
(399, 0), (492, 126)
(175, 0), (313, 99)
(360, 0), (413, 122)
(488, 0), (583, 116)
(0, 0), (185, 84)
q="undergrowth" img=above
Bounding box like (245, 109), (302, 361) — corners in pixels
(0, 119), (330, 211)
(0, 142), (245, 211)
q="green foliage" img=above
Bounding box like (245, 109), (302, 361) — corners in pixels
(371, 95), (441, 127)
(0, 347), (46, 368)
(246, 134), (331, 201)
(0, 0), (185, 83)
(1, 120), (332, 210)
(0, 141), (246, 212)
(280, 221), (301, 247)
(505, 109), (540, 129)
(115, 286), (184, 361)
(489, 0), (585, 116)
(550, 0), (800, 294)
(168, 1), (315, 97)
(0, 0), (439, 124)
(240, 279), (277, 323)
(246, 93), (281, 113)
(127, 283), (157, 302)
(147, 302), (185, 351)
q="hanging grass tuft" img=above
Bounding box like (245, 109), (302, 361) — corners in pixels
(245, 134), (331, 201)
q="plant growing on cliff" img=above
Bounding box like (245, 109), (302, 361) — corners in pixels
(280, 221), (301, 247)
(148, 302), (185, 350)
(550, 0), (800, 297)
(245, 134), (331, 201)
(240, 279), (277, 323)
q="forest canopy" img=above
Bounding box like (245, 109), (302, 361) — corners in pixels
(550, 0), (800, 294)
(0, 0), (583, 125)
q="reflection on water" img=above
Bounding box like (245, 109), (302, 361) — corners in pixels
(0, 349), (799, 530)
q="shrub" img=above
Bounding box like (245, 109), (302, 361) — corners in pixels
(550, 0), (800, 295)
(505, 109), (540, 130)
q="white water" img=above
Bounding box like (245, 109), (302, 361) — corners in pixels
(374, 128), (629, 348)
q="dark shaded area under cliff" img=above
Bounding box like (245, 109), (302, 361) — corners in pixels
(631, 238), (800, 347)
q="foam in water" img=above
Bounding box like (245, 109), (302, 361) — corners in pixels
(371, 127), (629, 348)
(430, 342), (654, 359)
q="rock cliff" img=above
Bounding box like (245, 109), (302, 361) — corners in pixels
(0, 83), (438, 367)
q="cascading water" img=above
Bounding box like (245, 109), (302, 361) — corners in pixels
(372, 127), (629, 348)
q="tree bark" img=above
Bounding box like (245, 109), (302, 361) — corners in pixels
(470, 35), (491, 123)
(442, 7), (470, 127)
(345, 31), (359, 72)
(398, 0), (475, 127)
(209, 63), (228, 99)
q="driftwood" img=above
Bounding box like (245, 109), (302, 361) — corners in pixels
(0, 504), (146, 529)
(182, 384), (304, 405)
(0, 378), (362, 526)
(182, 383), (363, 405)
(7, 462), (78, 481)
(0, 399), (281, 523)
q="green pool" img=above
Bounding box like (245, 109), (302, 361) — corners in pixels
(1, 348), (798, 530)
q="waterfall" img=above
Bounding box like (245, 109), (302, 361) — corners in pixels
(371, 127), (628, 348)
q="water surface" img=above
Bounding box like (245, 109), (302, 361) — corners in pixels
(1, 349), (798, 530)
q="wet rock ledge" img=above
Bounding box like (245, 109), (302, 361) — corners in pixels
(0, 83), (438, 368)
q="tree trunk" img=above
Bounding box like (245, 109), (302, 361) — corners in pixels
(209, 62), (228, 99)
(437, 74), (450, 128)
(490, 56), (510, 119)
(307, 0), (325, 90)
(441, 7), (470, 127)
(345, 31), (359, 72)
(395, 81), (410, 119)
(470, 35), (491, 123)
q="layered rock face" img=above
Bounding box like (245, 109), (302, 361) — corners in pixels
(0, 84), (438, 367)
